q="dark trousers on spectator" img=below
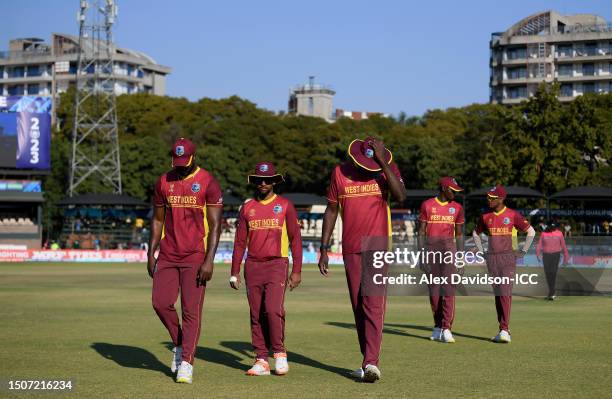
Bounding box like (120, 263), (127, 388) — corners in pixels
(543, 252), (561, 297)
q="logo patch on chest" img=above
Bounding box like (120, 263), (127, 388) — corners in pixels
(503, 217), (510, 225)
(449, 207), (456, 214)
(248, 208), (256, 217)
(191, 183), (200, 193)
(273, 204), (283, 214)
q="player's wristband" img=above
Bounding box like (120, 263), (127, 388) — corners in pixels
(229, 276), (238, 283)
(320, 243), (332, 251)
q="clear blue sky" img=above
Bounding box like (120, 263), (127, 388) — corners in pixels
(3, 0), (611, 116)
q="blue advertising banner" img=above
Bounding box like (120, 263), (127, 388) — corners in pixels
(0, 96), (51, 170)
(16, 112), (50, 169)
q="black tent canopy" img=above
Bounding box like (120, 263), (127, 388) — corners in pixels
(549, 186), (612, 200)
(467, 186), (545, 198)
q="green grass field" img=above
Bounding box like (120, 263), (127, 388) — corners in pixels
(0, 262), (611, 398)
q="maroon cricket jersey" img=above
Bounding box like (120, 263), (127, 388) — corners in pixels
(231, 194), (302, 275)
(419, 197), (464, 249)
(327, 161), (404, 254)
(153, 166), (223, 265)
(475, 206), (530, 254)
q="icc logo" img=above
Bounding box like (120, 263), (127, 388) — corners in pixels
(175, 146), (185, 156)
(273, 204), (283, 214)
(449, 207), (456, 214)
(191, 183), (200, 193)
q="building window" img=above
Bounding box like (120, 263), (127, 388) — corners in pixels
(0, 66), (4, 78)
(10, 67), (24, 78)
(585, 42), (597, 56)
(26, 65), (41, 77)
(582, 63), (595, 76)
(8, 85), (24, 95)
(557, 44), (572, 57)
(0, 84), (3, 95)
(558, 64), (573, 76)
(560, 83), (573, 97)
(507, 67), (527, 79)
(308, 97), (314, 115)
(583, 82), (595, 94)
(69, 62), (77, 74)
(27, 84), (39, 95)
(137, 69), (144, 78)
(507, 47), (527, 60)
(508, 86), (527, 99)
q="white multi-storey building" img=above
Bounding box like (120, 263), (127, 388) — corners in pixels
(0, 33), (171, 99)
(490, 11), (612, 104)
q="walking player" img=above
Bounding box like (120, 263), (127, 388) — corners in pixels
(318, 137), (406, 382)
(472, 185), (535, 343)
(418, 177), (464, 343)
(230, 162), (302, 376)
(148, 138), (223, 383)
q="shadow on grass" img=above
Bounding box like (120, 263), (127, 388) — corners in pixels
(220, 340), (354, 379)
(326, 321), (491, 342)
(91, 343), (174, 378)
(163, 342), (247, 371)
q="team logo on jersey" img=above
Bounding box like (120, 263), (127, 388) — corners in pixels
(273, 204), (283, 214)
(431, 207), (437, 213)
(365, 148), (374, 158)
(169, 184), (174, 193)
(259, 164), (269, 172)
(449, 207), (456, 214)
(248, 208), (256, 217)
(191, 183), (200, 193)
(503, 217), (510, 225)
(175, 145), (185, 156)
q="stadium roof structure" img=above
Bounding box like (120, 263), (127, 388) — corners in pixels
(0, 191), (44, 203)
(549, 186), (612, 200)
(467, 186), (545, 198)
(57, 193), (148, 207)
(282, 193), (327, 206)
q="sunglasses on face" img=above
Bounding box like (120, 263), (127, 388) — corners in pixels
(250, 177), (272, 185)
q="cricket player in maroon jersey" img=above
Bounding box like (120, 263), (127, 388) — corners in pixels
(230, 162), (302, 376)
(147, 138), (223, 384)
(318, 137), (406, 383)
(418, 177), (465, 343)
(472, 185), (535, 343)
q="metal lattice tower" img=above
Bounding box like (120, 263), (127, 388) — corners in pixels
(69, 0), (122, 196)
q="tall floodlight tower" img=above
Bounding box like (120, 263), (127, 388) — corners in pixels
(69, 0), (122, 196)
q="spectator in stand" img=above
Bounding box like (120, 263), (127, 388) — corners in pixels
(50, 241), (60, 250)
(603, 220), (610, 235)
(563, 222), (572, 238)
(592, 222), (600, 235)
(536, 222), (569, 300)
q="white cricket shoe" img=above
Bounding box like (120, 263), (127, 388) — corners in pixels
(350, 368), (364, 380)
(430, 327), (441, 341)
(492, 330), (511, 343)
(363, 364), (381, 383)
(171, 346), (182, 373)
(176, 361), (193, 384)
(440, 329), (456, 343)
(246, 359), (271, 376)
(274, 353), (289, 375)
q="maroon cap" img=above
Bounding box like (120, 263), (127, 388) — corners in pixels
(487, 184), (507, 199)
(347, 137), (392, 172)
(171, 138), (196, 167)
(248, 162), (284, 184)
(439, 176), (463, 192)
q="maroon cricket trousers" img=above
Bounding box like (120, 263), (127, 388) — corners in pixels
(245, 258), (289, 360)
(152, 263), (206, 364)
(487, 252), (516, 332)
(428, 261), (456, 330)
(343, 253), (386, 369)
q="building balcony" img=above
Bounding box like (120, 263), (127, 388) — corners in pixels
(0, 75), (53, 84)
(555, 53), (612, 63)
(556, 75), (612, 82)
